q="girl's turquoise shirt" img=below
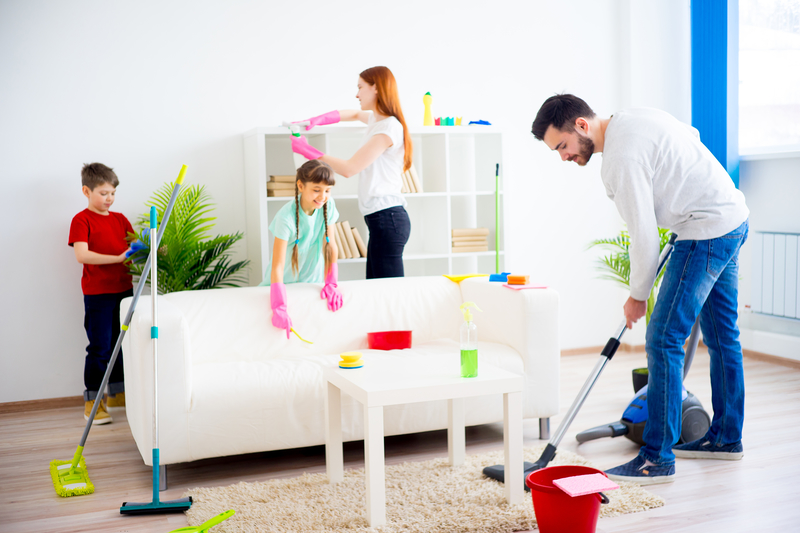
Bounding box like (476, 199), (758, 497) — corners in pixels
(259, 196), (339, 286)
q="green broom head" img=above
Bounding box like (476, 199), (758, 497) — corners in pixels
(50, 446), (95, 497)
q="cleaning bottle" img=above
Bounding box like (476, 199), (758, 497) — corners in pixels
(459, 302), (482, 378)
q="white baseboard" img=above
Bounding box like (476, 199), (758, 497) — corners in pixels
(740, 328), (800, 363)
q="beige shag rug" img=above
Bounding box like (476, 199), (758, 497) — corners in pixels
(183, 445), (664, 532)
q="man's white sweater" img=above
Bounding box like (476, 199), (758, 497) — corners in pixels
(600, 108), (749, 301)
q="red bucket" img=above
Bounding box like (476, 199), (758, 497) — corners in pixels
(367, 330), (412, 350)
(526, 465), (609, 533)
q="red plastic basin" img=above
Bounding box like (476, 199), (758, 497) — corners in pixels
(526, 465), (608, 533)
(367, 330), (412, 350)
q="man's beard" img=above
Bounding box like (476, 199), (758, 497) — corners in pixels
(576, 135), (595, 166)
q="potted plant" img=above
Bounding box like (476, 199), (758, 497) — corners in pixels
(588, 227), (672, 391)
(127, 181), (250, 294)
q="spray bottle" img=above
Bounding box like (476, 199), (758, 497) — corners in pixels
(459, 302), (482, 378)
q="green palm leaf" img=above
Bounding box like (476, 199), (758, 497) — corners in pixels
(588, 226), (672, 325)
(126, 181), (250, 294)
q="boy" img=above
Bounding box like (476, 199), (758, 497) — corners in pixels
(68, 163), (134, 424)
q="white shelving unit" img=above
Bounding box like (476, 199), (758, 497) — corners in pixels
(242, 125), (505, 284)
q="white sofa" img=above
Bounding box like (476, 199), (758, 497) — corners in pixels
(121, 276), (560, 467)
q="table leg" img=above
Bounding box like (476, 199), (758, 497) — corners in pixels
(503, 391), (523, 504)
(324, 381), (343, 484)
(364, 405), (386, 527)
(448, 398), (465, 466)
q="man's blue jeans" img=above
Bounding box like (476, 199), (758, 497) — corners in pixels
(641, 219), (749, 466)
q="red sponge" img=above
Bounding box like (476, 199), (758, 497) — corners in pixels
(553, 473), (619, 497)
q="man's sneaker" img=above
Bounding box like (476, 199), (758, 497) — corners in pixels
(605, 455), (675, 486)
(84, 399), (112, 425)
(106, 392), (125, 408)
(673, 438), (743, 460)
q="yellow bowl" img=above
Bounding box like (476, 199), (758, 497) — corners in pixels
(340, 352), (363, 363)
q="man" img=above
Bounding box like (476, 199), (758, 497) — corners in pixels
(532, 94), (749, 484)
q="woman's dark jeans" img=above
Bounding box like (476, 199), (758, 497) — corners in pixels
(364, 206), (411, 279)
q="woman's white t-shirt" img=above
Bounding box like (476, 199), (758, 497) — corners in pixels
(358, 113), (407, 216)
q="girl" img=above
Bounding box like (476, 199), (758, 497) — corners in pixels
(260, 160), (342, 338)
(290, 65), (412, 279)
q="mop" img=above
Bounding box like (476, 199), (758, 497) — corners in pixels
(49, 165), (187, 498)
(483, 234), (679, 491)
(120, 205), (192, 514)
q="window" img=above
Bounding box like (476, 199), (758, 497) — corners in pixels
(739, 0), (800, 151)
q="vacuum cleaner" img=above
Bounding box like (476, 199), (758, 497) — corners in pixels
(483, 233), (700, 491)
(575, 317), (710, 447)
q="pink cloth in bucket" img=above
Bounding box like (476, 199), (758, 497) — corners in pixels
(553, 473), (619, 497)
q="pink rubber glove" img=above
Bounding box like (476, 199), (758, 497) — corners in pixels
(320, 264), (343, 312)
(291, 135), (324, 160)
(298, 110), (340, 131)
(270, 282), (292, 339)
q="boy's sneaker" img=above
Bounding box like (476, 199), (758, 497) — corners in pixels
(106, 392), (125, 408)
(673, 438), (743, 460)
(605, 455), (675, 485)
(84, 399), (112, 425)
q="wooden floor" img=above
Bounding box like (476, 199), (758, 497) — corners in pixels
(1, 349), (799, 533)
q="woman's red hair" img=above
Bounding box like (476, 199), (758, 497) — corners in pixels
(359, 66), (413, 172)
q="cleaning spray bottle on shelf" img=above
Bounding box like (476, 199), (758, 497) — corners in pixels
(459, 302), (482, 378)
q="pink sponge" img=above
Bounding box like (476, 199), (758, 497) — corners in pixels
(553, 473), (619, 497)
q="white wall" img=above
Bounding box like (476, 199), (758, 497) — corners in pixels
(737, 155), (800, 361)
(0, 0), (691, 403)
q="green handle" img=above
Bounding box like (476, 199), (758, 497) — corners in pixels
(199, 510), (235, 531)
(495, 163), (500, 273)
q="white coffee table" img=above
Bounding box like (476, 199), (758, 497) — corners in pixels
(323, 356), (524, 527)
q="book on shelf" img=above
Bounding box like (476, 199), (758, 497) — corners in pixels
(269, 175), (297, 183)
(267, 189), (296, 197)
(452, 236), (488, 244)
(267, 181), (296, 190)
(341, 221), (360, 258)
(452, 227), (490, 237)
(398, 163), (422, 194)
(400, 170), (412, 193)
(335, 223), (352, 258)
(351, 227), (368, 257)
(408, 164), (423, 193)
(451, 245), (489, 253)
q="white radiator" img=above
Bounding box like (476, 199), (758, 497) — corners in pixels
(751, 232), (799, 319)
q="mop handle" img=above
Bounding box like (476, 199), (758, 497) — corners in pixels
(495, 163), (500, 273)
(76, 166), (186, 453)
(151, 206), (159, 451)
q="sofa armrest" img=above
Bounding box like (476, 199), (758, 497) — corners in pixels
(459, 278), (560, 419)
(121, 295), (192, 465)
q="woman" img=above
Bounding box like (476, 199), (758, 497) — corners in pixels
(290, 66), (412, 279)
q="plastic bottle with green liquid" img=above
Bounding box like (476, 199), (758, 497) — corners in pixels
(459, 302), (482, 377)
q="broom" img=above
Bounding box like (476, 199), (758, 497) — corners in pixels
(49, 165), (187, 497)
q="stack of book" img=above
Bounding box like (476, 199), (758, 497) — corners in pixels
(333, 220), (368, 259)
(452, 228), (489, 253)
(400, 164), (423, 194)
(267, 175), (296, 197)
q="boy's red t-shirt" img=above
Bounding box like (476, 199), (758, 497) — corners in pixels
(69, 209), (135, 295)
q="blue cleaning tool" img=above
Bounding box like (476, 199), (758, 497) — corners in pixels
(468, 120), (492, 125)
(489, 272), (510, 282)
(125, 240), (146, 262)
